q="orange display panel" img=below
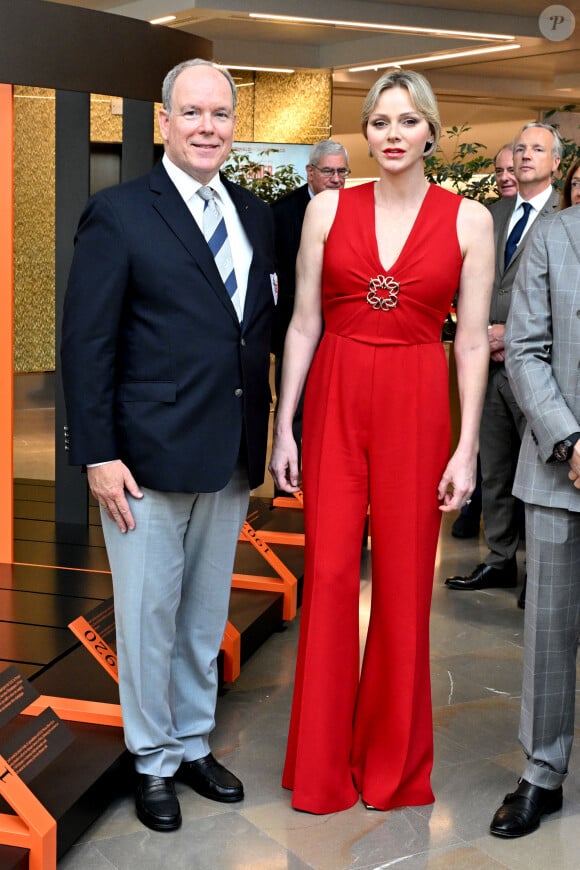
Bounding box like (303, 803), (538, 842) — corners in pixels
(0, 85), (14, 563)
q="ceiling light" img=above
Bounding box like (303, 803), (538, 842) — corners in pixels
(350, 43), (521, 72)
(249, 13), (515, 43)
(150, 15), (176, 25)
(225, 64), (294, 74)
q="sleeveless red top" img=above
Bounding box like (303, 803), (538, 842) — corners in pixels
(321, 181), (463, 345)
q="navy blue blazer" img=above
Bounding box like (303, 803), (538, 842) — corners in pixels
(270, 183), (311, 356)
(61, 161), (276, 492)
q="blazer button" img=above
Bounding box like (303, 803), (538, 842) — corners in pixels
(241, 338), (246, 346)
(234, 388), (243, 397)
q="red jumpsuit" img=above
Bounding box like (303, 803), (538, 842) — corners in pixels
(282, 182), (464, 814)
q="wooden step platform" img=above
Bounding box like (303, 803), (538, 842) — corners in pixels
(0, 481), (304, 867)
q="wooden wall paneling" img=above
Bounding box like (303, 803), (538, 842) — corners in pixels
(122, 99), (155, 183)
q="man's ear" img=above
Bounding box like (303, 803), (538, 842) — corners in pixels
(158, 108), (169, 142)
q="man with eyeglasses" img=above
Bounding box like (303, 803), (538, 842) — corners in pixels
(271, 140), (350, 491)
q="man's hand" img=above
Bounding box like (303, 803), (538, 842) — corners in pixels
(87, 461), (143, 532)
(488, 324), (506, 363)
(568, 443), (580, 489)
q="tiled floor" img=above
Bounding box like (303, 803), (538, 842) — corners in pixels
(13, 373), (580, 869)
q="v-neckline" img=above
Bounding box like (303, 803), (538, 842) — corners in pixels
(372, 182), (433, 275)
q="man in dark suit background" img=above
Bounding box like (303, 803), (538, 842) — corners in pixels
(446, 123), (561, 595)
(61, 59), (276, 832)
(450, 141), (518, 540)
(270, 140), (349, 490)
(492, 143), (518, 200)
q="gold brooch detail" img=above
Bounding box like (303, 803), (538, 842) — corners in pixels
(366, 275), (400, 310)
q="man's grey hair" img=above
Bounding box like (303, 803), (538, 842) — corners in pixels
(162, 58), (237, 113)
(494, 143), (514, 164)
(517, 122), (563, 160)
(308, 139), (349, 167)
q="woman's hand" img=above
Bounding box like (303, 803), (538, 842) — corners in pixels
(437, 451), (476, 513)
(268, 431), (300, 492)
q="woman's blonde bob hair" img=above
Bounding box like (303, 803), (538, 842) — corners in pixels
(361, 69), (441, 159)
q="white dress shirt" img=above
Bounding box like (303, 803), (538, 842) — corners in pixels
(162, 153), (252, 322)
(506, 185), (554, 248)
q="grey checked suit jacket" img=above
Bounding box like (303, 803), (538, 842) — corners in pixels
(505, 205), (580, 512)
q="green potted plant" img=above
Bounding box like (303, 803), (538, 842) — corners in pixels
(222, 148), (304, 203)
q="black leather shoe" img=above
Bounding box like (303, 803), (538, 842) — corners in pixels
(135, 774), (181, 832)
(176, 753), (244, 803)
(445, 560), (517, 590)
(451, 514), (481, 538)
(490, 779), (562, 838)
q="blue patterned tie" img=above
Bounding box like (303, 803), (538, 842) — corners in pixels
(504, 202), (532, 268)
(198, 186), (238, 300)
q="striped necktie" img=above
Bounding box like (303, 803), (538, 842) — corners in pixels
(197, 186), (238, 301)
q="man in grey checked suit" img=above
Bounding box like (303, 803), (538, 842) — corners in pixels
(446, 123), (561, 595)
(489, 203), (580, 838)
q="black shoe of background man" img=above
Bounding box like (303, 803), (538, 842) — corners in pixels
(445, 558), (517, 590)
(490, 779), (562, 838)
(451, 513), (481, 539)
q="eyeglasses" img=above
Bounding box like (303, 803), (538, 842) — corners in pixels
(311, 166), (351, 178)
(571, 181), (580, 190)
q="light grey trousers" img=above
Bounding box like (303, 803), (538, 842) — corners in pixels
(101, 466), (249, 776)
(519, 503), (580, 789)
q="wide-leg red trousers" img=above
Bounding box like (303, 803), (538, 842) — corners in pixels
(282, 335), (450, 814)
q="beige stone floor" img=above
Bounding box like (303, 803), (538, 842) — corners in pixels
(13, 372), (580, 869)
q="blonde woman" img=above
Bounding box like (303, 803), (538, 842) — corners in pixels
(270, 69), (493, 814)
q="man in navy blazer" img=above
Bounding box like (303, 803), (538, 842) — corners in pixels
(61, 59), (276, 832)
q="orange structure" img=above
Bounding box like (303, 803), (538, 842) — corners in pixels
(233, 521), (298, 621)
(0, 697), (124, 870)
(0, 84), (14, 563)
(0, 754), (56, 870)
